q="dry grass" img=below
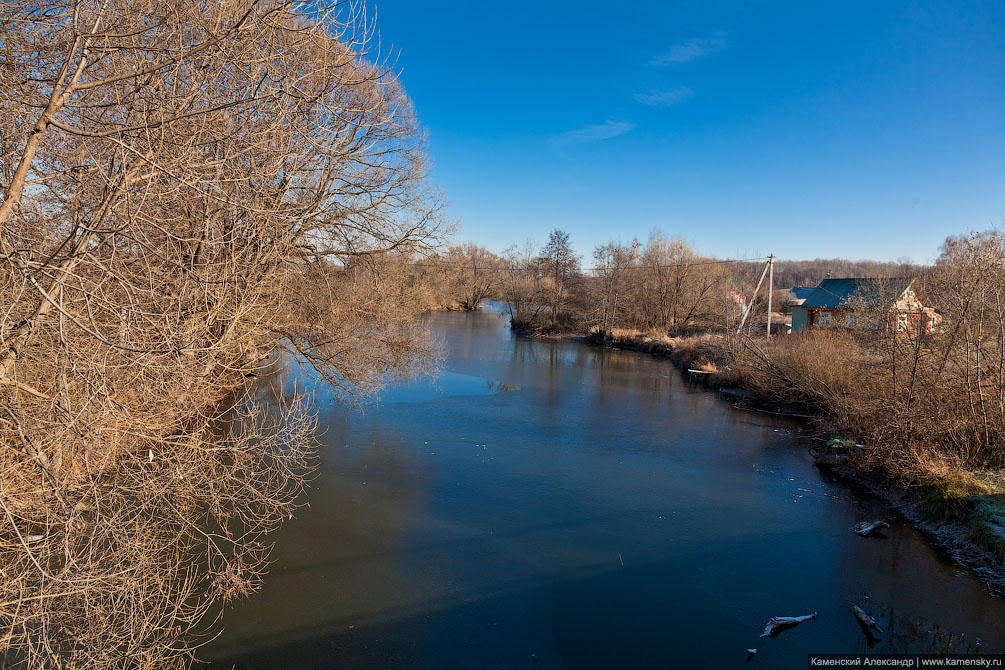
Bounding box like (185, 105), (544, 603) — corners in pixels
(665, 333), (729, 370)
(727, 327), (1004, 483)
(696, 360), (719, 373)
(728, 330), (870, 413)
(589, 327), (730, 374)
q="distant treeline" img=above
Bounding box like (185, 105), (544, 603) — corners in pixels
(416, 230), (933, 335)
(734, 258), (929, 292)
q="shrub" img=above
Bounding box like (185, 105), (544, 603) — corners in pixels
(920, 482), (973, 521)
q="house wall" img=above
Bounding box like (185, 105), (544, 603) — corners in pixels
(813, 308), (846, 328)
(791, 307), (808, 333)
(801, 307), (941, 334)
(802, 308), (855, 330)
(887, 308), (942, 334)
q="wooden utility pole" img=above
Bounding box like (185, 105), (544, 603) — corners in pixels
(766, 254), (775, 339)
(737, 257), (770, 335)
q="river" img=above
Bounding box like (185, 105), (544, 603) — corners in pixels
(205, 306), (1005, 668)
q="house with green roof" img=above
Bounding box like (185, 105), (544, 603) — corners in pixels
(791, 278), (941, 334)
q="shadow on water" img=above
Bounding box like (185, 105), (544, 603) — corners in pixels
(205, 307), (1005, 669)
(210, 557), (743, 669)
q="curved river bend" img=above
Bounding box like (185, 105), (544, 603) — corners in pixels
(207, 307), (1005, 668)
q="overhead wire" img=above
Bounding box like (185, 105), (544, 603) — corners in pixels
(404, 256), (772, 273)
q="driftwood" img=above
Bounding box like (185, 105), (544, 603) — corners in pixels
(851, 604), (882, 634)
(852, 520), (890, 537)
(760, 612), (817, 638)
(851, 603), (883, 647)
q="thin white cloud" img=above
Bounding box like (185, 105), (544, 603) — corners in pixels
(651, 36), (727, 65)
(634, 86), (693, 106)
(549, 120), (635, 146)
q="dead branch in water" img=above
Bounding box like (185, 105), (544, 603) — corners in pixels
(760, 612), (817, 638)
(853, 520), (890, 537)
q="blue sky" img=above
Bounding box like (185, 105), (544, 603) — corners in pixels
(369, 0), (1003, 263)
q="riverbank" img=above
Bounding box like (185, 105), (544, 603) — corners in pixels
(511, 321), (1005, 595)
(823, 461), (1005, 595)
(511, 326), (729, 373)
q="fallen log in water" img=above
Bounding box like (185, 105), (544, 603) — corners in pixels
(760, 612), (817, 637)
(851, 604), (883, 634)
(853, 520), (890, 536)
(851, 603), (884, 647)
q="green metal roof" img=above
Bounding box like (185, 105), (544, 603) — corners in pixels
(789, 286), (818, 302)
(801, 278), (914, 309)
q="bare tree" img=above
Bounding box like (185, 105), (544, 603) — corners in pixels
(501, 240), (550, 328)
(927, 231), (1005, 460)
(637, 232), (730, 333)
(539, 229), (580, 325)
(441, 243), (505, 310)
(591, 240), (639, 336)
(0, 0), (445, 666)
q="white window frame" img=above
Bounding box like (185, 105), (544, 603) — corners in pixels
(896, 313), (908, 332)
(818, 311), (832, 327)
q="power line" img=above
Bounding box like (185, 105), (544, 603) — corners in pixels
(404, 256), (772, 272)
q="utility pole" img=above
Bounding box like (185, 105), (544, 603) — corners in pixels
(766, 254), (775, 339)
(737, 256), (770, 335)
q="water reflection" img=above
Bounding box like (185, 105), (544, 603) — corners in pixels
(205, 307), (1005, 669)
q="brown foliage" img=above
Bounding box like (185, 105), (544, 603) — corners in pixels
(0, 0), (444, 666)
(437, 243), (506, 311)
(584, 233), (735, 335)
(498, 232), (736, 334)
(732, 231), (1005, 481)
